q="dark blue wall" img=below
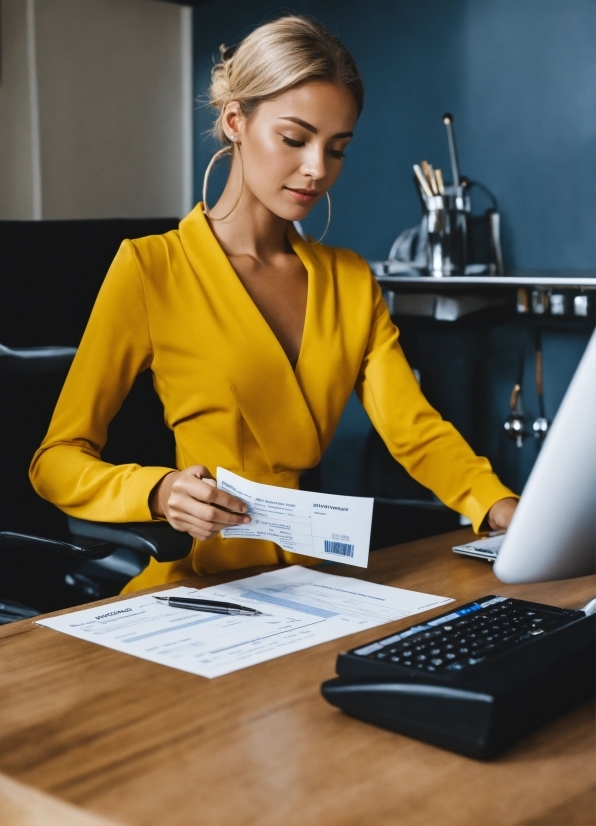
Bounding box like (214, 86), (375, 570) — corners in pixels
(192, 0), (595, 498)
(193, 0), (595, 268)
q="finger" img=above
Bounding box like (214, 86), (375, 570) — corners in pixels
(172, 516), (233, 542)
(188, 465), (216, 482)
(187, 474), (248, 514)
(190, 520), (240, 536)
(171, 498), (250, 527)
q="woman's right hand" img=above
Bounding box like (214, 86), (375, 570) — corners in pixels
(149, 465), (251, 541)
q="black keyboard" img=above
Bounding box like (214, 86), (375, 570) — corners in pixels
(353, 595), (575, 674)
(321, 595), (595, 759)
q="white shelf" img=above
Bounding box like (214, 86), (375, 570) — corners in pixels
(375, 271), (596, 290)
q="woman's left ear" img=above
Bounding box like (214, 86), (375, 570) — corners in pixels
(223, 102), (244, 141)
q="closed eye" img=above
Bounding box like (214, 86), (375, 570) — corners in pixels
(282, 136), (305, 148)
(282, 135), (346, 160)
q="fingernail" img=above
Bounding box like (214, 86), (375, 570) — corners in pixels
(242, 506), (248, 513)
(243, 516), (251, 523)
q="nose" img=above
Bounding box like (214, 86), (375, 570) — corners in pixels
(299, 144), (327, 182)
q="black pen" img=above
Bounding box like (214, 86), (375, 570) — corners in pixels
(153, 595), (262, 616)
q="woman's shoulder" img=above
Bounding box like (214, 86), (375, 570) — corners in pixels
(126, 227), (183, 274)
(308, 240), (372, 278)
(312, 243), (378, 303)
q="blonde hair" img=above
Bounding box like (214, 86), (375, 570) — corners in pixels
(209, 15), (364, 145)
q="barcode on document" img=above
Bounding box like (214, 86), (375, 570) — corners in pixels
(323, 540), (355, 558)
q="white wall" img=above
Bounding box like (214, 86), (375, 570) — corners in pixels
(0, 0), (192, 220)
(0, 1), (36, 219)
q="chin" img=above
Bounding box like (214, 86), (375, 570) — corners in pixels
(266, 195), (317, 224)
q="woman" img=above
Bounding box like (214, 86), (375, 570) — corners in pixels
(30, 16), (517, 592)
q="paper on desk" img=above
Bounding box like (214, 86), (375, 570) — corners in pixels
(217, 468), (374, 568)
(36, 566), (452, 679)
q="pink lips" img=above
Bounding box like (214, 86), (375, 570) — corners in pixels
(285, 187), (319, 204)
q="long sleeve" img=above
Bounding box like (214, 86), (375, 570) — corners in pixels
(29, 240), (174, 522)
(356, 281), (517, 533)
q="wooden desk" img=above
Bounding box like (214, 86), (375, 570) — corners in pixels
(0, 529), (594, 826)
(0, 771), (119, 826)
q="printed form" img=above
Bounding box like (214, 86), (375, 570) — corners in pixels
(37, 566), (452, 679)
(217, 467), (374, 567)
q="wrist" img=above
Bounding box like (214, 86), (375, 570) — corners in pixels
(487, 497), (518, 532)
(149, 471), (178, 519)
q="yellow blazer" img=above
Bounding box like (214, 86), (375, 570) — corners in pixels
(30, 204), (515, 591)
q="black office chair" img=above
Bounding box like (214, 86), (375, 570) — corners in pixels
(0, 217), (190, 624)
(0, 342), (192, 624)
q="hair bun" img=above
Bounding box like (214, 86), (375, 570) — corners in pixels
(220, 43), (237, 62)
(207, 15), (364, 146)
(209, 45), (234, 110)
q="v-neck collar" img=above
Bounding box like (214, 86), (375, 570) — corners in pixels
(179, 204), (314, 375)
(177, 204), (325, 470)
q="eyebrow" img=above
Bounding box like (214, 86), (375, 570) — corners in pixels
(279, 116), (353, 139)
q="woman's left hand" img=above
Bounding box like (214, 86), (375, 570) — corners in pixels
(487, 497), (518, 531)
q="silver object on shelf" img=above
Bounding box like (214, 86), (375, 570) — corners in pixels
(425, 189), (470, 277)
(488, 211), (504, 275)
(531, 289), (549, 314)
(574, 294), (589, 316)
(517, 288), (530, 314)
(549, 293), (567, 315)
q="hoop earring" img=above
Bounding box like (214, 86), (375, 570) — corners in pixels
(312, 192), (332, 243)
(202, 145), (244, 221)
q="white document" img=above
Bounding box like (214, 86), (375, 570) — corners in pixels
(36, 566), (452, 679)
(217, 467), (374, 568)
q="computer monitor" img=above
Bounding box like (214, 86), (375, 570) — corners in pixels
(494, 329), (596, 584)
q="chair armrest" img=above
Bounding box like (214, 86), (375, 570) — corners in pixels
(0, 530), (116, 560)
(0, 343), (76, 373)
(68, 518), (193, 563)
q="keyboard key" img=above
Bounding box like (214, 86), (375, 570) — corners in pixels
(431, 658), (443, 666)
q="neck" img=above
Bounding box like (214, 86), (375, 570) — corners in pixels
(206, 149), (292, 262)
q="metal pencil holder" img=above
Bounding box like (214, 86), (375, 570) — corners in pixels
(425, 188), (470, 277)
